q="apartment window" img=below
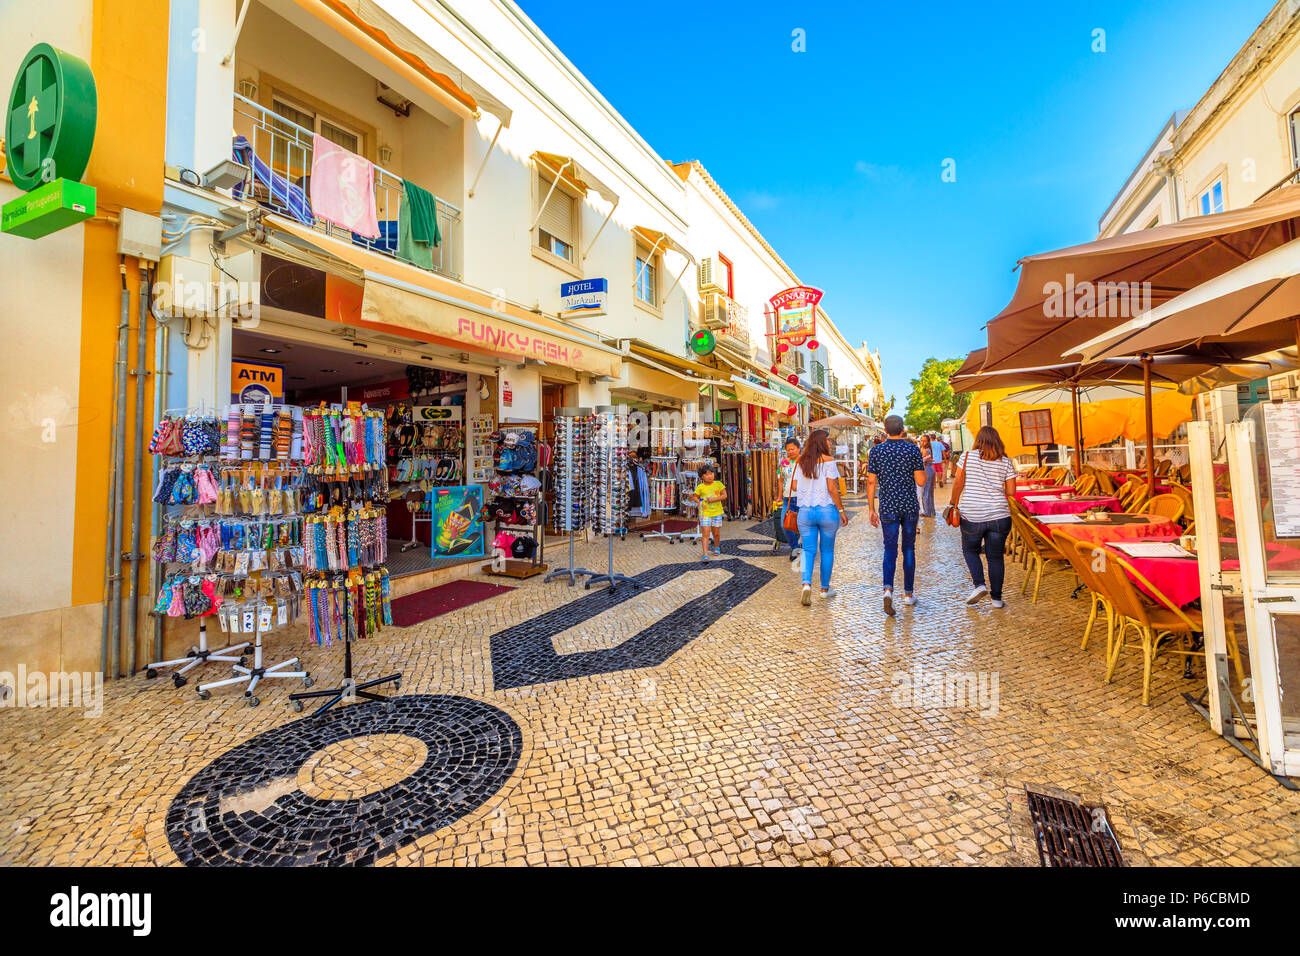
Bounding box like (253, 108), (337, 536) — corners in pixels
(270, 93), (363, 179)
(1290, 108), (1300, 169)
(536, 173), (577, 263)
(1197, 179), (1224, 216)
(634, 245), (659, 307)
(717, 253), (734, 298)
(792, 350), (805, 373)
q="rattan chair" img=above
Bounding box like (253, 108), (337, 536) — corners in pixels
(1155, 459), (1173, 477)
(1047, 467), (1069, 485)
(1009, 508), (1074, 603)
(1090, 552), (1243, 705)
(1140, 493), (1185, 524)
(1054, 532), (1116, 654)
(1073, 474), (1099, 496)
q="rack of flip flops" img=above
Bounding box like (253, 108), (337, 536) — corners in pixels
(290, 402), (400, 714)
(385, 403), (464, 552)
(146, 404), (315, 706)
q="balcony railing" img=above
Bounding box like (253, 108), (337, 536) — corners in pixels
(231, 93), (461, 279)
(812, 361), (826, 390)
(718, 297), (750, 351)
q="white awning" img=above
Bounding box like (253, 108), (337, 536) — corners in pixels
(532, 151), (620, 206)
(729, 375), (790, 413)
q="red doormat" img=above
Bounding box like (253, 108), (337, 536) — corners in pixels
(391, 581), (516, 627)
(633, 519), (699, 533)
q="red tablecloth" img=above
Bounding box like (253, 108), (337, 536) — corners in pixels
(1013, 486), (1074, 502)
(1103, 537), (1200, 608)
(1041, 515), (1177, 545)
(1221, 541), (1300, 573)
(1023, 495), (1121, 516)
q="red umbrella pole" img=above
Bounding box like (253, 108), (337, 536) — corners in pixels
(1072, 383), (1083, 478)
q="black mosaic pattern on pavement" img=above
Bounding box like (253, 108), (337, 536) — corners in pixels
(166, 694), (522, 866)
(490, 556), (776, 690)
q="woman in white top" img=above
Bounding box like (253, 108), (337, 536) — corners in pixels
(950, 426), (1018, 608)
(789, 429), (848, 606)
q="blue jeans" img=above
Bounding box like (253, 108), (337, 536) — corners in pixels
(920, 467), (936, 516)
(960, 516), (1012, 600)
(780, 497), (800, 549)
(797, 504), (840, 588)
(881, 512), (919, 593)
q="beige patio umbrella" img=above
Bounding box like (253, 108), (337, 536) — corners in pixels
(977, 184), (1300, 376)
(1070, 236), (1300, 362)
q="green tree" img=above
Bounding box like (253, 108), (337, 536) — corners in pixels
(904, 357), (968, 433)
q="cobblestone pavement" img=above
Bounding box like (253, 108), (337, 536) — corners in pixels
(2, 489), (1299, 866)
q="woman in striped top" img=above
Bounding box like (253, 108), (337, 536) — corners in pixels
(950, 426), (1018, 608)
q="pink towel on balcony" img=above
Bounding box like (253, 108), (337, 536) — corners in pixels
(309, 134), (380, 239)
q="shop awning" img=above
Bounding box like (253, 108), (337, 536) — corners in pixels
(978, 184), (1300, 374)
(628, 342), (722, 379)
(729, 376), (791, 413)
(531, 151), (619, 205)
(613, 357), (704, 405)
(299, 0), (513, 126)
(774, 381), (808, 406)
(262, 213), (623, 377)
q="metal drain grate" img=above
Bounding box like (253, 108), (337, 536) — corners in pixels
(1026, 789), (1125, 867)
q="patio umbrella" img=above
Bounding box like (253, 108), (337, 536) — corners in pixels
(1006, 382), (1166, 405)
(977, 184), (1300, 376)
(808, 413), (865, 429)
(1069, 236), (1300, 362)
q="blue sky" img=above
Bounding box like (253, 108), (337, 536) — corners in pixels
(517, 0), (1275, 411)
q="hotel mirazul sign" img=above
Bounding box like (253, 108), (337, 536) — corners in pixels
(768, 285), (823, 347)
(2, 43), (98, 239)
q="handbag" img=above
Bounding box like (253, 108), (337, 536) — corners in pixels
(943, 503), (961, 528)
(782, 466), (800, 532)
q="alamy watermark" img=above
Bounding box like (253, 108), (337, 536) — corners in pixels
(890, 664), (999, 718)
(1042, 273), (1152, 319)
(0, 666), (103, 718)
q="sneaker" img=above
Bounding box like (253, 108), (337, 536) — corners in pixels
(883, 592), (895, 616)
(701, 553), (709, 562)
(966, 585), (988, 605)
(800, 585), (812, 607)
(820, 588), (837, 599)
(991, 599), (1005, 609)
(902, 594), (917, 606)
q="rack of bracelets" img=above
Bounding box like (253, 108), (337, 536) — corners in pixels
(146, 404), (316, 705)
(291, 401), (400, 715)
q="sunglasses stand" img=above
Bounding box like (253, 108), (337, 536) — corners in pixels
(584, 407), (640, 592)
(545, 407), (595, 587)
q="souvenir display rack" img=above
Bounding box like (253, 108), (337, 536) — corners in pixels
(482, 422), (547, 579)
(294, 400), (399, 712)
(146, 406), (313, 701)
(545, 408), (598, 586)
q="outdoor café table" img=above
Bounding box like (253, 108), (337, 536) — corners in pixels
(1037, 513), (1177, 545)
(1101, 536), (1201, 608)
(1012, 485), (1074, 502)
(1021, 494), (1121, 516)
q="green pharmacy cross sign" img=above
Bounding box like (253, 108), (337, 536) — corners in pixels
(2, 43), (97, 239)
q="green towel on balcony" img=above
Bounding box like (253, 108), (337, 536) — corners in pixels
(398, 179), (441, 270)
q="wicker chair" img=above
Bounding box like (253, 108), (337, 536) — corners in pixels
(1140, 493), (1185, 524)
(1009, 507), (1074, 603)
(1073, 474), (1099, 496)
(1054, 532), (1116, 654)
(1091, 552), (1243, 705)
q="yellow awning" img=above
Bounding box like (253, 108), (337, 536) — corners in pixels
(729, 376), (790, 413)
(263, 214), (622, 377)
(298, 0), (512, 125)
(532, 151), (619, 205)
(631, 226), (694, 261)
(628, 343), (721, 379)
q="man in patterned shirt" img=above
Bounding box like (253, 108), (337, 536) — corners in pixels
(867, 415), (929, 616)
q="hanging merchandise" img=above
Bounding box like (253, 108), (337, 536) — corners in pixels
(550, 413), (591, 535)
(304, 569), (393, 647)
(483, 424), (547, 578)
(648, 457), (679, 511)
(302, 404), (386, 477)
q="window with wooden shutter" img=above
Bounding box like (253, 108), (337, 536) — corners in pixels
(536, 174), (576, 261)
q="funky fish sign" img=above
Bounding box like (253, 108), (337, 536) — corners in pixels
(768, 286), (823, 346)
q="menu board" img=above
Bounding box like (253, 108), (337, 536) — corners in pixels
(1019, 409), (1054, 446)
(1262, 402), (1300, 538)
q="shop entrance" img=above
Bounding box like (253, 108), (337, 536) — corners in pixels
(231, 328), (479, 578)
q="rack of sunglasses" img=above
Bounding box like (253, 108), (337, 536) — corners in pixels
(646, 456), (679, 512)
(584, 407), (639, 590)
(545, 408), (597, 586)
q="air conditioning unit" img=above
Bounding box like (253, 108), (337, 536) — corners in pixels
(376, 80), (412, 117)
(698, 257), (727, 293)
(700, 292), (730, 329)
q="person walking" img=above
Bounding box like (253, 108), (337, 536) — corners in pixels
(691, 464), (727, 561)
(950, 425), (1018, 608)
(779, 438), (803, 567)
(789, 429), (848, 606)
(918, 435), (937, 517)
(932, 433), (949, 488)
(867, 415), (928, 615)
